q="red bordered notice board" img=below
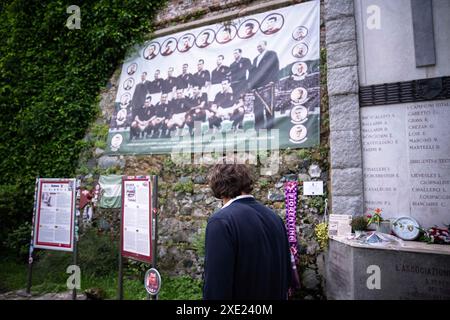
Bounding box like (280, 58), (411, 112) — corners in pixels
(33, 178), (76, 252)
(121, 176), (153, 263)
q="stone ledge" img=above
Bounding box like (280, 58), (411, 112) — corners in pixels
(330, 236), (450, 256)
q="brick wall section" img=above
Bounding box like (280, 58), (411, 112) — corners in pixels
(324, 0), (364, 216)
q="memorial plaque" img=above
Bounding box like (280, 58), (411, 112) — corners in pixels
(361, 99), (450, 228)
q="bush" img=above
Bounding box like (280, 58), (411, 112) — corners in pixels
(2, 221), (31, 260)
(0, 0), (166, 255)
(34, 227), (118, 279)
(159, 275), (203, 300)
(77, 228), (119, 277)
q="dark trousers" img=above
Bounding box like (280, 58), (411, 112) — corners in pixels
(231, 80), (248, 102)
(253, 85), (274, 130)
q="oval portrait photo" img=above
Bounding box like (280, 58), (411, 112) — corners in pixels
(143, 42), (159, 60)
(115, 108), (128, 127)
(119, 92), (131, 108)
(216, 24), (237, 44)
(160, 37), (177, 56)
(290, 105), (308, 124)
(127, 63), (138, 75)
(123, 77), (135, 91)
(290, 87), (308, 105)
(238, 19), (259, 39)
(177, 33), (196, 53)
(292, 26), (308, 41)
(195, 29), (215, 48)
(260, 13), (284, 35)
(110, 133), (124, 151)
(292, 43), (309, 59)
(291, 62), (308, 80)
(289, 124), (308, 143)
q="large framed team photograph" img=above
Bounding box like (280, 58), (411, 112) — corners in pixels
(106, 1), (320, 155)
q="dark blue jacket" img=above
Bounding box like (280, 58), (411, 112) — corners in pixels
(203, 197), (291, 300)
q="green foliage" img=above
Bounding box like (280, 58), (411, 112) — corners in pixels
(258, 178), (269, 189)
(91, 123), (109, 142)
(297, 149), (311, 160)
(2, 221), (31, 260)
(0, 0), (166, 254)
(306, 195), (327, 214)
(0, 184), (32, 251)
(158, 275), (203, 300)
(173, 181), (194, 194)
(0, 259), (202, 299)
(192, 222), (207, 258)
(314, 222), (328, 250)
(35, 228), (119, 278)
(77, 228), (119, 276)
(94, 139), (107, 150)
(125, 259), (148, 278)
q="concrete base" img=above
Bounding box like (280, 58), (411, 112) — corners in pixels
(326, 237), (450, 300)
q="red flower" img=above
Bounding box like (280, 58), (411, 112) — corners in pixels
(374, 208), (382, 215)
(367, 214), (372, 218)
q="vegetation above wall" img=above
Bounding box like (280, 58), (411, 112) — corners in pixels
(0, 0), (166, 251)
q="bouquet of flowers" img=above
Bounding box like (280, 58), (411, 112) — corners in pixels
(367, 208), (383, 226)
(421, 226), (450, 244)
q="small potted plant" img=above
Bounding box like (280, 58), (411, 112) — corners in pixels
(367, 208), (391, 234)
(351, 215), (368, 237)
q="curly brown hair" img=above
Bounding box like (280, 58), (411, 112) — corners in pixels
(208, 164), (254, 199)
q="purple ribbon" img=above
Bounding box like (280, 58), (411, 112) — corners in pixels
(284, 181), (300, 290)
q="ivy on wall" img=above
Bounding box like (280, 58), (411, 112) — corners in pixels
(0, 0), (166, 250)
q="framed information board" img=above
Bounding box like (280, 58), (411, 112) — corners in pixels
(33, 178), (76, 252)
(121, 176), (153, 263)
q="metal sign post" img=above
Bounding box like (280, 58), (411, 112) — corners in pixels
(71, 215), (78, 300)
(118, 227), (124, 300)
(26, 178), (40, 295)
(151, 175), (158, 300)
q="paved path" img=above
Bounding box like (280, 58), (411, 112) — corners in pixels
(0, 289), (86, 300)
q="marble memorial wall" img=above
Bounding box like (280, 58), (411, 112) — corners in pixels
(361, 99), (450, 228)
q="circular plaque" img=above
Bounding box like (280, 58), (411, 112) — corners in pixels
(391, 216), (420, 240)
(144, 268), (161, 296)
